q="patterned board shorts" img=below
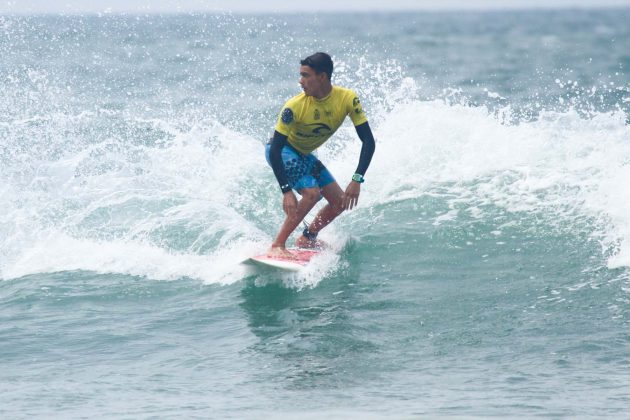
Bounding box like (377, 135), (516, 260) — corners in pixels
(265, 143), (335, 192)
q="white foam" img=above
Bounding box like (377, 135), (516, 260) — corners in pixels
(1, 114), (272, 282)
(3, 87), (630, 283)
(321, 99), (630, 269)
(2, 231), (264, 284)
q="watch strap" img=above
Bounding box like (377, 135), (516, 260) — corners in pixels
(352, 173), (365, 183)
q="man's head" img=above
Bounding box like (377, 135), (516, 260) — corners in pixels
(299, 52), (333, 98)
(300, 52), (333, 80)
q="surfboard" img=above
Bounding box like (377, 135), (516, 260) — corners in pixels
(242, 248), (320, 272)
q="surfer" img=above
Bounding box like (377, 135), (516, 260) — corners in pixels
(266, 52), (376, 258)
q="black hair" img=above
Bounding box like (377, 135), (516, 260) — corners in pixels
(300, 52), (333, 80)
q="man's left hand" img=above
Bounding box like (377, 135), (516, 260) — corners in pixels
(343, 181), (361, 210)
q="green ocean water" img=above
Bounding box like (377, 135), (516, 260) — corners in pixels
(1, 10), (630, 418)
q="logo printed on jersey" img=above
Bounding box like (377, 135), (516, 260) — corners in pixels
(304, 123), (332, 135)
(314, 109), (320, 120)
(352, 97), (363, 115)
(281, 108), (294, 124)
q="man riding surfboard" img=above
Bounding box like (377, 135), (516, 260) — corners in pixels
(266, 52), (376, 258)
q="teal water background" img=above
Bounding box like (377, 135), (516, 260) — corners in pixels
(1, 9), (630, 418)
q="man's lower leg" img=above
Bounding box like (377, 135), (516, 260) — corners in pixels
(271, 190), (321, 249)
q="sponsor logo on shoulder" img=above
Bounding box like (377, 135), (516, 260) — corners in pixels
(281, 108), (294, 124)
(352, 97), (364, 115)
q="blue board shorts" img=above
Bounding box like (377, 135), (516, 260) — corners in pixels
(265, 143), (335, 192)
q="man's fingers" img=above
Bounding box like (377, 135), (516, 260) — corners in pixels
(343, 194), (358, 210)
(343, 182), (361, 211)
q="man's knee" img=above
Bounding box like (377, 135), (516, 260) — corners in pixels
(324, 194), (344, 215)
(299, 187), (321, 203)
(330, 200), (344, 215)
(321, 183), (345, 214)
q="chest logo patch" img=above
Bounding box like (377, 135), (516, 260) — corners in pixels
(305, 123), (331, 135)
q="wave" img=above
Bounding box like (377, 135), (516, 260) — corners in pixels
(1, 79), (629, 283)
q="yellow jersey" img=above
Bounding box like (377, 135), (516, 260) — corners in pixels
(274, 85), (368, 155)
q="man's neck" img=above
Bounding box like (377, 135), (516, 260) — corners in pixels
(313, 83), (333, 100)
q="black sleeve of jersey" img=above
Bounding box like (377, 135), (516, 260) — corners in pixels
(354, 122), (376, 176)
(269, 130), (292, 193)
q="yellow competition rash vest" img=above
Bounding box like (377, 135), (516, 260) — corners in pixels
(274, 86), (368, 155)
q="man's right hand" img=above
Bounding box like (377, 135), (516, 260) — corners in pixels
(282, 191), (298, 220)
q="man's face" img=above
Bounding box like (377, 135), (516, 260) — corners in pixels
(299, 65), (326, 97)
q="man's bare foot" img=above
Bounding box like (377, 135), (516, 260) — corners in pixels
(295, 234), (327, 250)
(267, 246), (296, 259)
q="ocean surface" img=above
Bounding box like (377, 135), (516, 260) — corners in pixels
(1, 9), (630, 418)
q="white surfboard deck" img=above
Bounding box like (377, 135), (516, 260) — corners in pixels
(243, 248), (321, 272)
